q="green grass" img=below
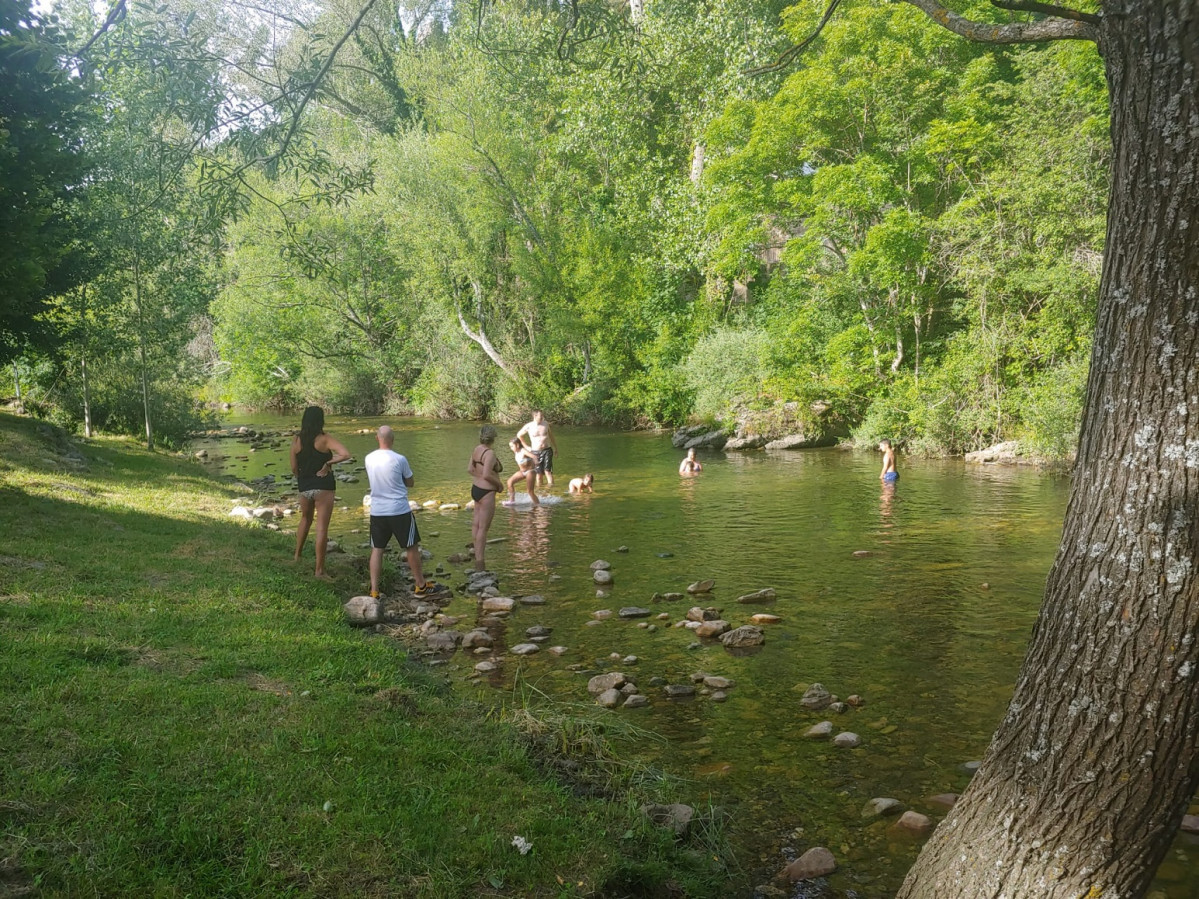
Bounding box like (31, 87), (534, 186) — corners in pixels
(0, 413), (735, 898)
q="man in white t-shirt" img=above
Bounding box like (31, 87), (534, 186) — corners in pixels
(364, 426), (439, 598)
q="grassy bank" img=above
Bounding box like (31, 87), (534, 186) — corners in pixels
(0, 412), (732, 898)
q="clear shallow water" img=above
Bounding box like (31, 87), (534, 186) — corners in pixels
(199, 414), (1199, 897)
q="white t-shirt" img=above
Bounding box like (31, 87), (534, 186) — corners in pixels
(364, 448), (413, 515)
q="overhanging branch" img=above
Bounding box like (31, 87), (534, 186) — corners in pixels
(990, 0), (1100, 25)
(744, 0), (843, 76)
(900, 0), (1099, 43)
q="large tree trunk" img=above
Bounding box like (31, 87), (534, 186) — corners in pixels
(899, 3), (1199, 896)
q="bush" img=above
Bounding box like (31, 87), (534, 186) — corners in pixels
(1017, 355), (1088, 458)
(681, 326), (770, 421)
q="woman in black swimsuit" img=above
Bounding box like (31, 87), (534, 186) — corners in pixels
(290, 406), (350, 580)
(467, 424), (504, 571)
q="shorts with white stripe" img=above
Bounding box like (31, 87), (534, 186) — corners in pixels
(370, 512), (420, 549)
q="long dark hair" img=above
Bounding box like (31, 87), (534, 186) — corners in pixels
(299, 406), (324, 452)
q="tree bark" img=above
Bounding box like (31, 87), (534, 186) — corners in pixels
(12, 362), (22, 412)
(899, 3), (1199, 896)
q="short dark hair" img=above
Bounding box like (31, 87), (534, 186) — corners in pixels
(880, 439), (892, 448)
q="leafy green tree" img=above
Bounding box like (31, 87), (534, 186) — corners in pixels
(0, 0), (93, 363)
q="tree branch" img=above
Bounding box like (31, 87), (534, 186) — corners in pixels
(75, 0), (127, 57)
(900, 0), (1099, 43)
(457, 290), (515, 378)
(990, 0), (1100, 25)
(744, 0), (843, 76)
(265, 0), (382, 168)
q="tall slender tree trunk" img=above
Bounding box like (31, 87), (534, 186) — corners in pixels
(133, 250), (154, 451)
(81, 352), (92, 439)
(12, 362), (22, 412)
(80, 285), (92, 438)
(899, 4), (1199, 896)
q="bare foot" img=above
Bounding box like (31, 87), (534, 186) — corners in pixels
(314, 572), (334, 582)
(502, 499), (516, 506)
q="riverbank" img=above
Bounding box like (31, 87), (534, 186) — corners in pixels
(0, 412), (735, 897)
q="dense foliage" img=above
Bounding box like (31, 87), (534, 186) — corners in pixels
(13, 0), (1107, 455)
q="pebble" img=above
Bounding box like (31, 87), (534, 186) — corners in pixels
(833, 732), (861, 748)
(510, 643), (540, 655)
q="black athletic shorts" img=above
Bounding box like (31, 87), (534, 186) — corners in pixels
(536, 447), (554, 474)
(370, 512), (420, 549)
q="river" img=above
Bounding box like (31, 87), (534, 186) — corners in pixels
(196, 413), (1199, 897)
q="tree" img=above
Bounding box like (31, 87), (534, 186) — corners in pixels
(0, 0), (93, 363)
(800, 2), (1199, 895)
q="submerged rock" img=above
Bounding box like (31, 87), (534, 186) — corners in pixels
(784, 846), (837, 882)
(719, 626), (765, 647)
(862, 798), (904, 819)
(687, 579), (715, 594)
(735, 588), (777, 603)
(800, 683), (833, 710)
(587, 672), (626, 694)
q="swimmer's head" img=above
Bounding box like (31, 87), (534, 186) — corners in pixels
(583, 473), (594, 485)
(686, 448), (696, 459)
(479, 424), (497, 444)
(879, 439), (892, 450)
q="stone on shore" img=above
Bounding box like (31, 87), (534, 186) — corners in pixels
(687, 579), (715, 594)
(590, 559), (611, 571)
(481, 596), (515, 613)
(597, 688), (622, 708)
(343, 596), (381, 626)
(618, 607), (652, 619)
(641, 802), (694, 835)
(804, 721), (833, 739)
(833, 732), (861, 748)
(510, 643), (540, 655)
(594, 569), (613, 585)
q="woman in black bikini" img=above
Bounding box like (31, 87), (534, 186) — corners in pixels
(290, 406), (350, 580)
(467, 424), (505, 571)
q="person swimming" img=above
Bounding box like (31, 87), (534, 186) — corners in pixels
(679, 448), (703, 476)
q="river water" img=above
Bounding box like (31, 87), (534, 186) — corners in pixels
(197, 413), (1199, 897)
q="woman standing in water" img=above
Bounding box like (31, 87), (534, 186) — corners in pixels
(290, 406), (350, 580)
(467, 424), (505, 570)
